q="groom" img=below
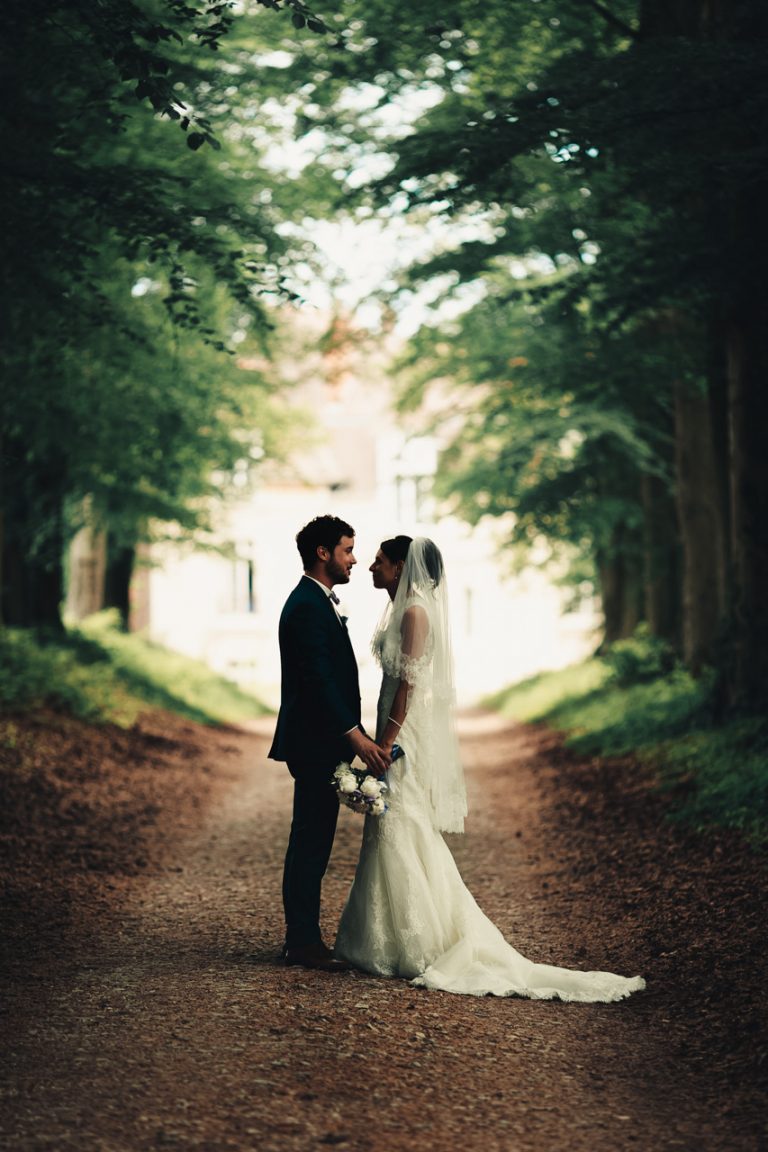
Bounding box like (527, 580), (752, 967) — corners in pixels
(269, 515), (390, 972)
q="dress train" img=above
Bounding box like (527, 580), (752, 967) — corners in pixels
(335, 676), (645, 1003)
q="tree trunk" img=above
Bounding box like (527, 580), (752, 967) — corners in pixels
(1, 442), (66, 631)
(719, 3), (768, 709)
(31, 554), (66, 631)
(642, 0), (768, 709)
(640, 473), (681, 650)
(2, 540), (26, 627)
(0, 426), (4, 629)
(65, 520), (107, 622)
(104, 536), (136, 631)
(673, 379), (728, 673)
(726, 274), (768, 709)
(2, 541), (65, 630)
(597, 544), (644, 647)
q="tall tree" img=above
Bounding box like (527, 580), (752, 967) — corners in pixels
(0, 0), (322, 628)
(266, 0), (767, 705)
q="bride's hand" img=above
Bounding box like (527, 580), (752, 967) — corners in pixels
(347, 728), (390, 776)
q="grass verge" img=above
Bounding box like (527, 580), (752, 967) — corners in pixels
(487, 631), (768, 846)
(0, 612), (271, 727)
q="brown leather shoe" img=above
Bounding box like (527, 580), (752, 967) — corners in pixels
(284, 941), (351, 972)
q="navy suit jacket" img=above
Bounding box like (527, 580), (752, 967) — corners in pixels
(268, 576), (361, 767)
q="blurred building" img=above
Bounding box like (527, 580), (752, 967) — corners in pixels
(143, 315), (599, 708)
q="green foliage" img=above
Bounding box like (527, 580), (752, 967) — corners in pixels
(0, 0), (321, 621)
(655, 720), (768, 845)
(602, 625), (677, 686)
(260, 0), (767, 688)
(549, 669), (713, 757)
(488, 654), (768, 844)
(0, 616), (270, 727)
(401, 287), (673, 575)
(259, 0), (705, 590)
(483, 659), (611, 723)
(0, 629), (115, 721)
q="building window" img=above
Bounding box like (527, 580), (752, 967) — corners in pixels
(395, 474), (433, 524)
(224, 556), (256, 614)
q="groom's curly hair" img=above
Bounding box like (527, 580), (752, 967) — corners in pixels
(296, 515), (355, 569)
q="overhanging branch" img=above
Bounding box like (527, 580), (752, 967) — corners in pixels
(583, 0), (638, 39)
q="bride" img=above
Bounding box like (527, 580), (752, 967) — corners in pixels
(335, 535), (645, 1001)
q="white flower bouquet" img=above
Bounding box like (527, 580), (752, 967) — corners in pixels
(332, 761), (388, 816)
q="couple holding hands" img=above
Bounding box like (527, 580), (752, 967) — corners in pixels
(269, 515), (644, 1002)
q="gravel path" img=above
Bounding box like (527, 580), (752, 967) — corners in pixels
(1, 709), (765, 1151)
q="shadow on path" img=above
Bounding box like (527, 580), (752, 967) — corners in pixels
(1, 709), (764, 1151)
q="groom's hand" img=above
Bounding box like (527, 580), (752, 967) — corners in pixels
(347, 727), (390, 776)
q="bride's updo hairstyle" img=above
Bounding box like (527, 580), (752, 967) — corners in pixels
(380, 535), (443, 589)
(379, 535), (412, 565)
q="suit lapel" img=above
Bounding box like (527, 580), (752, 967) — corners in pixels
(302, 575), (350, 631)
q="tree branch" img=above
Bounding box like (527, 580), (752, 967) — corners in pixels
(583, 0), (638, 39)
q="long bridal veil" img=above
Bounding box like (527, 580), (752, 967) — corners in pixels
(371, 536), (467, 834)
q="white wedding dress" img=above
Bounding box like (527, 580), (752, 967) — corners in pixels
(336, 584), (645, 1002)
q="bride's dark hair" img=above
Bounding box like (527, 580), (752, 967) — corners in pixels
(420, 539), (444, 588)
(380, 535), (412, 565)
(381, 535), (443, 588)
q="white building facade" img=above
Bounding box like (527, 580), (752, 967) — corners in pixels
(146, 336), (598, 709)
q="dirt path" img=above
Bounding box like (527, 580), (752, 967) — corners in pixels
(1, 709), (765, 1151)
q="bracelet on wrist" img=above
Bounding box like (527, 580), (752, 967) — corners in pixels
(387, 715), (402, 729)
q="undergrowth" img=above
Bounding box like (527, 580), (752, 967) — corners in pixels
(0, 612), (270, 727)
(487, 628), (768, 846)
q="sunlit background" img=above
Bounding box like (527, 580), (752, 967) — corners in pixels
(139, 360), (599, 710)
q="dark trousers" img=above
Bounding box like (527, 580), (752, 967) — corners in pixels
(282, 760), (340, 949)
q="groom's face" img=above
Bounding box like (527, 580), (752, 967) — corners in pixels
(325, 535), (357, 586)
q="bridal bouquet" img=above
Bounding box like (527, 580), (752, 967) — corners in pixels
(333, 762), (388, 816)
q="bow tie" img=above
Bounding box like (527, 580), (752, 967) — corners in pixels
(329, 590), (340, 605)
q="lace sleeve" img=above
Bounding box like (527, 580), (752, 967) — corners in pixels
(375, 600), (432, 690)
(398, 604), (431, 689)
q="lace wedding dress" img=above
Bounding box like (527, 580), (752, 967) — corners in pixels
(335, 548), (645, 1002)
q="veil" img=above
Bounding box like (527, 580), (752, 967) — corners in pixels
(371, 537), (467, 834)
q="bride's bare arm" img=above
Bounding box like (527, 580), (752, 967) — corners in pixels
(379, 604), (428, 750)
